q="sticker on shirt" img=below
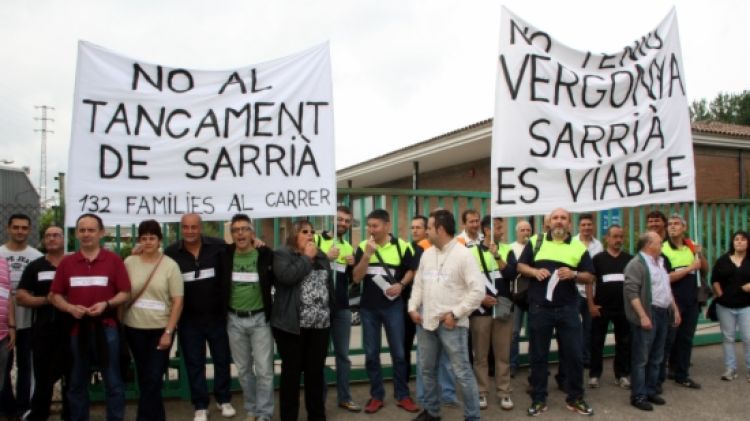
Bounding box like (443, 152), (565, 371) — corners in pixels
(371, 275), (398, 301)
(70, 276), (109, 287)
(232, 272), (259, 283)
(332, 262), (347, 273)
(0, 287), (8, 299)
(37, 271), (56, 282)
(133, 298), (167, 312)
(182, 268), (216, 282)
(489, 270), (502, 279)
(366, 266), (388, 277)
(602, 273), (625, 283)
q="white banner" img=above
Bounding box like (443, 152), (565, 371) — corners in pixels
(491, 8), (695, 217)
(66, 41), (335, 225)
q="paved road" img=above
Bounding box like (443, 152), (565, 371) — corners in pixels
(80, 343), (746, 420)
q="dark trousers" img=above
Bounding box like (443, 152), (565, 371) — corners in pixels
(178, 318), (232, 410)
(126, 327), (171, 421)
(589, 308), (631, 379)
(528, 303), (584, 404)
(403, 304), (417, 379)
(661, 302), (699, 383)
(1, 327), (32, 415)
(26, 323), (71, 421)
(273, 327), (330, 421)
(578, 296), (592, 365)
(631, 307), (669, 400)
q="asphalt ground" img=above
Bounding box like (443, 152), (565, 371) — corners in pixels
(76, 342), (748, 421)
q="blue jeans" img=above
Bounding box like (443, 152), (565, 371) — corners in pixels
(227, 313), (275, 418)
(360, 305), (409, 400)
(328, 308), (355, 403)
(630, 307), (669, 400)
(69, 325), (124, 421)
(178, 318), (232, 410)
(125, 327), (170, 421)
(510, 306), (527, 370)
(717, 304), (750, 371)
(415, 325), (457, 405)
(417, 325), (480, 421)
(662, 302), (699, 383)
(528, 303), (584, 404)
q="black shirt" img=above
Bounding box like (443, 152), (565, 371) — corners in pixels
(711, 253), (750, 309)
(592, 250), (633, 311)
(17, 256), (68, 327)
(355, 236), (414, 310)
(165, 235), (229, 325)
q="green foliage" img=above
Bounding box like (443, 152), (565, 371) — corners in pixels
(690, 90), (750, 125)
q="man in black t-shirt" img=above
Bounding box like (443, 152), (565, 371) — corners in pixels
(16, 226), (71, 421)
(587, 225), (633, 390)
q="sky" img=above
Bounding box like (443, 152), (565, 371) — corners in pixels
(1, 0), (748, 205)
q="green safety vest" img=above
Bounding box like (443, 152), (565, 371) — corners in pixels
(470, 243), (512, 273)
(358, 237), (412, 267)
(661, 241), (695, 270)
(534, 236), (587, 267)
(315, 233), (354, 266)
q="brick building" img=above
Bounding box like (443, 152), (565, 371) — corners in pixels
(337, 119), (750, 203)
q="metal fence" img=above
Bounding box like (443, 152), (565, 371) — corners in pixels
(93, 188), (747, 401)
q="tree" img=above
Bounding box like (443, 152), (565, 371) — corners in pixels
(690, 90), (750, 125)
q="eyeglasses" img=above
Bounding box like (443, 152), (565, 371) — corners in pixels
(300, 229), (315, 234)
(44, 233), (63, 238)
(231, 226), (252, 234)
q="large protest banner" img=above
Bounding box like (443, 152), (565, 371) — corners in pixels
(491, 7), (695, 217)
(66, 42), (335, 226)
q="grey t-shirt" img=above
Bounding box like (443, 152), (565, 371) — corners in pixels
(0, 245), (43, 330)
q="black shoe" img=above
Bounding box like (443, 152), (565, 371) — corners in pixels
(413, 410), (441, 421)
(631, 397), (653, 411)
(675, 378), (701, 389)
(647, 395), (666, 405)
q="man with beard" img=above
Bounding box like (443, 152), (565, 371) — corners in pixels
(314, 205), (362, 413)
(517, 208), (595, 417)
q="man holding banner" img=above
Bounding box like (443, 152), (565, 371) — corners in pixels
(517, 208), (595, 416)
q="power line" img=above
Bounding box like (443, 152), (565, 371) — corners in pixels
(34, 105), (55, 206)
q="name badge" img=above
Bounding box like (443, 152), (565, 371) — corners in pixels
(232, 272), (259, 283)
(333, 262), (347, 273)
(0, 287), (8, 299)
(133, 298), (167, 312)
(182, 267), (216, 282)
(489, 270), (502, 279)
(602, 273), (625, 283)
(70, 276), (108, 287)
(37, 271), (55, 282)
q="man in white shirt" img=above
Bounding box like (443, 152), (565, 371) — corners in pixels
(456, 209), (483, 247)
(624, 232), (681, 411)
(0, 214), (41, 417)
(408, 209), (484, 421)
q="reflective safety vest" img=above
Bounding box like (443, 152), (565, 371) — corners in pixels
(535, 237), (587, 267)
(315, 233), (354, 272)
(358, 237), (412, 269)
(661, 241), (695, 270)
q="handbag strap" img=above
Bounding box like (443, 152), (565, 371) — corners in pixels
(127, 254), (164, 309)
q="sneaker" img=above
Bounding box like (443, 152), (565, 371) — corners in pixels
(630, 397), (653, 411)
(527, 401), (548, 417)
(479, 395), (488, 410)
(675, 378), (701, 389)
(338, 401), (363, 412)
(588, 377), (599, 388)
(194, 410), (208, 421)
(364, 399), (384, 414)
(217, 403), (236, 418)
(500, 396), (514, 410)
(617, 376), (631, 389)
(566, 398), (594, 416)
(721, 369), (738, 381)
(413, 410), (441, 421)
(397, 397), (420, 413)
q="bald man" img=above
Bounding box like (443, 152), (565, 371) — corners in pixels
(164, 214), (235, 421)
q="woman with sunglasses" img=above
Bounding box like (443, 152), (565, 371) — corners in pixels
(123, 220), (184, 421)
(272, 220), (334, 421)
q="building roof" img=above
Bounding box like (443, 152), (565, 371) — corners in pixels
(337, 119), (750, 188)
(0, 165), (39, 206)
